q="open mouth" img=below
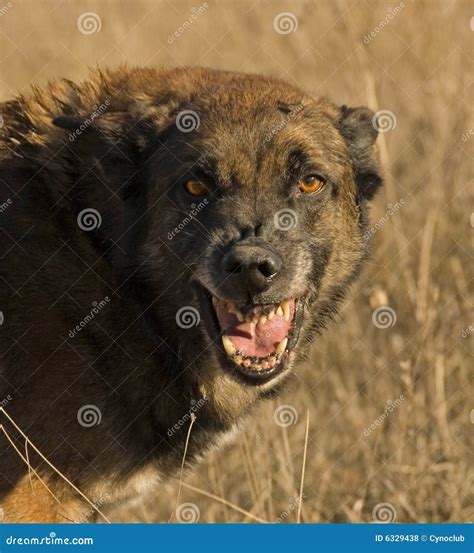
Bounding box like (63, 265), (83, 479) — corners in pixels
(208, 296), (304, 384)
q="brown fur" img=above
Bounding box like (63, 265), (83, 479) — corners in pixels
(0, 66), (381, 522)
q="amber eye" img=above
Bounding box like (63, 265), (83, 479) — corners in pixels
(298, 174), (326, 194)
(184, 179), (209, 196)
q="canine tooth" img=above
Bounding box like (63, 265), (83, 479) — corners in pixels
(221, 335), (236, 356)
(276, 306), (284, 317)
(275, 337), (288, 355)
(282, 301), (290, 321)
(268, 310), (275, 320)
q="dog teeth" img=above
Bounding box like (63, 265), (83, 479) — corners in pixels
(276, 306), (283, 317)
(268, 356), (277, 367)
(258, 315), (267, 326)
(221, 335), (236, 356)
(281, 301), (290, 321)
(268, 309), (275, 320)
(275, 337), (288, 355)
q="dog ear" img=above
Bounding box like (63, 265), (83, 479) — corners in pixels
(52, 109), (149, 154)
(52, 107), (159, 201)
(338, 106), (382, 201)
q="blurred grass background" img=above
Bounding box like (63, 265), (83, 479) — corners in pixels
(0, 0), (472, 522)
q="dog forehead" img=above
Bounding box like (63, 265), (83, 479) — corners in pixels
(190, 105), (344, 184)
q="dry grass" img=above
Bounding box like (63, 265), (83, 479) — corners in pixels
(1, 0), (472, 523)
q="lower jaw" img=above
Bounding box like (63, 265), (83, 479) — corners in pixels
(221, 350), (291, 384)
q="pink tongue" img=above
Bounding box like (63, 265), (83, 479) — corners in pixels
(215, 301), (295, 358)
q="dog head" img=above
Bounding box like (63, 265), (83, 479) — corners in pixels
(54, 68), (382, 392)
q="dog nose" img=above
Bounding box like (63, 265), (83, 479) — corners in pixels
(221, 241), (282, 296)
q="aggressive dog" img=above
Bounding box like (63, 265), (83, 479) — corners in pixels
(0, 66), (382, 522)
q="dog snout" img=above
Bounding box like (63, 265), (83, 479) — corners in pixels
(221, 240), (283, 296)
